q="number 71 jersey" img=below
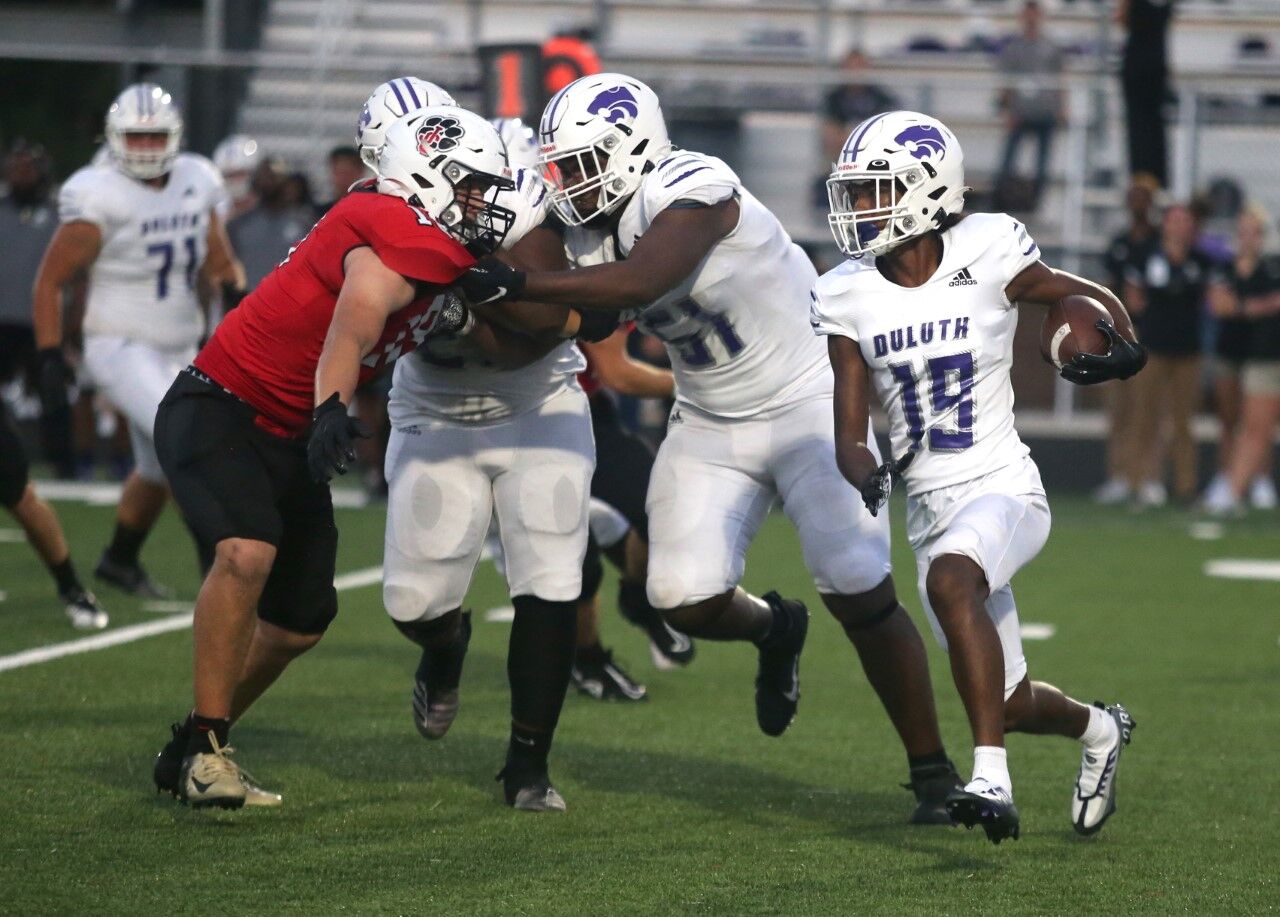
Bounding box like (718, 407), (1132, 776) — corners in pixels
(810, 213), (1042, 495)
(58, 153), (225, 350)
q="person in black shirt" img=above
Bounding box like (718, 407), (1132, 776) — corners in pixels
(1095, 174), (1160, 505)
(1125, 203), (1210, 505)
(1117, 0), (1174, 187)
(1206, 207), (1280, 514)
(817, 50), (897, 206)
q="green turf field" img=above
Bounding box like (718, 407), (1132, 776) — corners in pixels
(1, 492), (1277, 914)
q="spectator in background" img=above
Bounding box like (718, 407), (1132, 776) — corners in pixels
(0, 140), (75, 479)
(1204, 206), (1280, 515)
(1095, 173), (1161, 505)
(1117, 0), (1174, 187)
(993, 1), (1064, 213)
(226, 158), (315, 290)
(321, 145), (366, 213)
(816, 49), (897, 207)
(1125, 203), (1210, 507)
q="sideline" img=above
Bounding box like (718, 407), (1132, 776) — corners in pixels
(0, 565), (384, 675)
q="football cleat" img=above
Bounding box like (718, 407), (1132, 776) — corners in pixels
(1072, 702), (1136, 836)
(178, 735), (246, 810)
(617, 592), (695, 670)
(905, 759), (964, 825)
(946, 779), (1020, 844)
(571, 648), (648, 701)
(155, 722), (281, 806)
(497, 764), (567, 812)
(754, 592), (809, 737)
(62, 589), (108, 630)
(94, 553), (173, 599)
(411, 612), (471, 740)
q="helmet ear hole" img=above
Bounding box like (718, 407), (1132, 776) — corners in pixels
(411, 172), (433, 189)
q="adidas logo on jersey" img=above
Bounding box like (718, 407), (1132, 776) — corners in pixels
(948, 268), (977, 287)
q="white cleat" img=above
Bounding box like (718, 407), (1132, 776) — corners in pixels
(1072, 702), (1136, 836)
(63, 590), (108, 630)
(179, 735), (247, 810)
(1092, 478), (1131, 506)
(1134, 481), (1167, 509)
(1249, 476), (1277, 511)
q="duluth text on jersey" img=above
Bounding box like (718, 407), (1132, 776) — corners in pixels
(139, 211), (203, 236)
(872, 316), (971, 357)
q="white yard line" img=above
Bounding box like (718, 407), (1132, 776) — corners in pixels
(1204, 559), (1280, 582)
(1019, 623), (1056, 641)
(0, 565), (384, 675)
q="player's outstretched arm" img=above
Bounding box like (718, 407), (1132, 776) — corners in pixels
(476, 225), (580, 340)
(314, 246), (418, 408)
(200, 210), (247, 307)
(1006, 261), (1138, 342)
(581, 327), (675, 400)
(458, 199), (739, 312)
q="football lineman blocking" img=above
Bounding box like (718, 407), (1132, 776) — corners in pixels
(812, 111), (1144, 843)
(459, 73), (962, 821)
(150, 106), (514, 810)
(33, 84), (244, 593)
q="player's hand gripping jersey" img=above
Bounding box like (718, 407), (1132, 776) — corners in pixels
(564, 151), (830, 418)
(195, 189), (474, 436)
(391, 167), (585, 425)
(811, 213), (1042, 495)
(59, 153), (225, 349)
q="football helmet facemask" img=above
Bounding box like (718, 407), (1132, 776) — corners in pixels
(827, 110), (967, 258)
(537, 72), (672, 226)
(105, 83), (184, 180)
(377, 107), (516, 256)
(357, 77), (456, 169)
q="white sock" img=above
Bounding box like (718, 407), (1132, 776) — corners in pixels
(1079, 704), (1119, 750)
(971, 745), (1012, 794)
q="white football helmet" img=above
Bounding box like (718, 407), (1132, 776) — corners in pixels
(357, 77), (456, 169)
(489, 117), (539, 171)
(377, 106), (516, 255)
(212, 134), (260, 199)
(537, 72), (672, 225)
(827, 110), (967, 258)
(105, 83), (184, 180)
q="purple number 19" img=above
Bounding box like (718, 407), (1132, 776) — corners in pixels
(889, 352), (974, 450)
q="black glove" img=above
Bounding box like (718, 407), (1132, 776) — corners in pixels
(36, 347), (72, 417)
(221, 282), (248, 311)
(574, 309), (620, 343)
(857, 450), (914, 517)
(433, 291), (475, 338)
(1060, 320), (1148, 386)
(307, 393), (371, 483)
(454, 257), (526, 306)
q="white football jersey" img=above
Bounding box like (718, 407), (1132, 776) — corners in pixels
(59, 153), (224, 349)
(390, 167), (585, 425)
(564, 150), (830, 419)
(810, 213), (1043, 495)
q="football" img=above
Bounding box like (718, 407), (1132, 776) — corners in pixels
(1040, 294), (1112, 369)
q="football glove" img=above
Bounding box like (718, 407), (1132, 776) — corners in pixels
(1060, 320), (1148, 386)
(307, 393), (370, 483)
(221, 282), (249, 311)
(433, 291), (475, 338)
(36, 347), (72, 417)
(454, 257), (526, 306)
(858, 450), (915, 518)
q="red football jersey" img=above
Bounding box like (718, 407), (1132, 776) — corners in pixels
(196, 191), (473, 436)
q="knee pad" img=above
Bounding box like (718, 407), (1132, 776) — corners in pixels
(393, 607), (463, 649)
(577, 536), (604, 603)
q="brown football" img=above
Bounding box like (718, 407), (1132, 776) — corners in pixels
(1040, 295), (1111, 369)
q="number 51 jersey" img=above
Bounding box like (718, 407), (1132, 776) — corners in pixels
(810, 213), (1042, 496)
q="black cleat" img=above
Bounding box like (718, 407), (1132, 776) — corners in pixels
(571, 648), (648, 701)
(62, 588), (108, 630)
(946, 782), (1021, 844)
(95, 553), (173, 599)
(496, 763), (566, 812)
(754, 592), (809, 737)
(412, 612), (472, 740)
(905, 759), (964, 825)
(618, 585), (695, 670)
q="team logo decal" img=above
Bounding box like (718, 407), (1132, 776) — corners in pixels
(417, 116), (464, 154)
(894, 124), (947, 161)
(356, 104), (373, 141)
(588, 86), (639, 124)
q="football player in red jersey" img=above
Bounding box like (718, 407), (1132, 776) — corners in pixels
(150, 108), (518, 810)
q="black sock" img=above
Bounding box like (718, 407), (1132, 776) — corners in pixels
(908, 750), (952, 773)
(507, 723), (555, 771)
(575, 640), (607, 665)
(618, 579), (660, 626)
(507, 595), (576, 764)
(48, 557), (83, 597)
(755, 599), (789, 647)
(185, 713), (230, 755)
(105, 523), (148, 568)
